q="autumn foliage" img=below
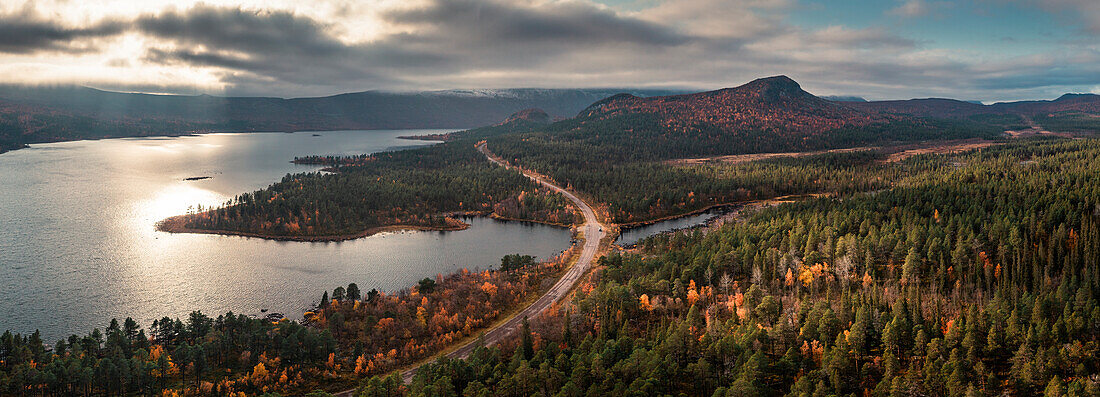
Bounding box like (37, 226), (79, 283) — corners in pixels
(306, 245), (577, 378)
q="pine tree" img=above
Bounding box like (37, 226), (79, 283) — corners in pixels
(521, 316), (534, 360)
(347, 283), (361, 301)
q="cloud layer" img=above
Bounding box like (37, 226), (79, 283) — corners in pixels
(0, 7), (126, 54)
(0, 0), (1097, 101)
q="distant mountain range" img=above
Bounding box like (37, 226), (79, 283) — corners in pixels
(842, 93), (1100, 118)
(0, 86), (682, 153)
(471, 76), (1100, 159)
(2, 78), (1098, 155)
(583, 76), (1100, 132)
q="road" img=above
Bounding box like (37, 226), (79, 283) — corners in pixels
(335, 142), (605, 395)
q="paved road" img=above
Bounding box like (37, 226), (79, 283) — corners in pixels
(336, 143), (605, 395)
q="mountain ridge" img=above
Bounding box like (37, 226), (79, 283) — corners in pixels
(3, 77), (1098, 154)
(843, 92), (1100, 118)
(575, 75), (902, 140)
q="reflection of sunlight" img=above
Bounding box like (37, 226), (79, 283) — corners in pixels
(127, 183), (231, 283)
(133, 137), (223, 155)
(135, 144), (179, 153)
(138, 183), (228, 228)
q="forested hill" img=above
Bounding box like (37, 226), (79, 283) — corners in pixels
(845, 93), (1100, 117)
(481, 76), (1004, 161)
(499, 108), (552, 126)
(0, 85), (680, 153)
(842, 93), (1100, 132)
(840, 98), (992, 119)
(578, 75), (895, 135)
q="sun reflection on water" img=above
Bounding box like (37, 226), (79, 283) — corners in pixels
(137, 183), (228, 230)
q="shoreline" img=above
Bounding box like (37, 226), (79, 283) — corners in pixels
(397, 134), (450, 141)
(616, 202), (740, 230)
(614, 194), (823, 249)
(155, 209), (577, 242)
(488, 213), (578, 229)
(616, 193), (825, 230)
(156, 214), (471, 242)
(0, 143), (28, 154)
(0, 127), (461, 156)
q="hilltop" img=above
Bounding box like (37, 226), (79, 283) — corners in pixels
(499, 108), (551, 126)
(579, 75), (895, 137)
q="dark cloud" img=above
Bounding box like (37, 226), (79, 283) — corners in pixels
(132, 5), (446, 91)
(135, 6), (346, 58)
(127, 1), (693, 94)
(384, 0), (690, 47)
(0, 10), (126, 54)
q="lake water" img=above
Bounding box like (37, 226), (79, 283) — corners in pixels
(616, 208), (728, 246)
(0, 130), (572, 341)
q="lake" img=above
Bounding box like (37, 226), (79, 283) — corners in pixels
(0, 130), (573, 341)
(616, 207), (729, 246)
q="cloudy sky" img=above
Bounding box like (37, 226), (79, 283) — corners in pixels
(1, 0), (1098, 101)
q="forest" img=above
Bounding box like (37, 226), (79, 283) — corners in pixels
(1032, 113), (1100, 133)
(465, 99), (1012, 225)
(304, 246), (574, 380)
(446, 95), (1005, 225)
(0, 311), (338, 396)
(491, 139), (901, 224)
(0, 244), (576, 396)
(365, 137), (1100, 396)
(176, 140), (578, 237)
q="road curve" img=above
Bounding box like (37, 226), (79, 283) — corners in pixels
(399, 142), (605, 381)
(336, 143), (605, 395)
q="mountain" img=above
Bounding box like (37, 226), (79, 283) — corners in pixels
(840, 93), (1100, 133)
(840, 98), (991, 118)
(578, 76), (898, 137)
(995, 93), (1100, 114)
(562, 75), (1000, 156)
(0, 85), (682, 153)
(844, 93), (1100, 117)
(403, 108), (553, 141)
(477, 76), (1005, 161)
(499, 108), (551, 126)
